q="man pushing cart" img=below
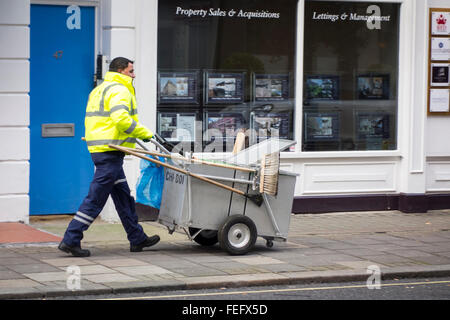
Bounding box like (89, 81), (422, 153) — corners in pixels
(112, 135), (298, 255)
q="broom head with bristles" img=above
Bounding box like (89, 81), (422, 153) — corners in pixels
(259, 151), (280, 196)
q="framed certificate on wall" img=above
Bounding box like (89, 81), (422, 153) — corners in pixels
(431, 63), (450, 86)
(431, 38), (450, 61)
(431, 11), (450, 35)
(429, 88), (450, 113)
(428, 8), (450, 115)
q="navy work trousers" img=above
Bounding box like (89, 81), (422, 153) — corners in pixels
(63, 151), (147, 247)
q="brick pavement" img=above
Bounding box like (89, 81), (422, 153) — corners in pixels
(0, 210), (449, 299)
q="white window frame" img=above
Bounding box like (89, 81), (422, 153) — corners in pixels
(292, 0), (413, 160)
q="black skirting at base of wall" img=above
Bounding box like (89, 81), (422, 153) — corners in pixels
(292, 193), (450, 214)
(135, 202), (159, 222)
(136, 194), (450, 218)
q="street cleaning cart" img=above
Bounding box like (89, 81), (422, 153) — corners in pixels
(110, 137), (298, 255)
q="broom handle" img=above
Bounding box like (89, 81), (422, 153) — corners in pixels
(117, 145), (256, 173)
(109, 144), (247, 196)
(83, 137), (255, 173)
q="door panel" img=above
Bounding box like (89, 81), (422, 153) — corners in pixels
(30, 5), (95, 215)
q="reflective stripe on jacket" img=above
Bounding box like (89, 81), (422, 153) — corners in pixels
(84, 71), (153, 153)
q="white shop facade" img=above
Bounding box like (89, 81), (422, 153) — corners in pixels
(1, 0), (450, 223)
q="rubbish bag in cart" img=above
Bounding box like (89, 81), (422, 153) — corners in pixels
(136, 156), (165, 209)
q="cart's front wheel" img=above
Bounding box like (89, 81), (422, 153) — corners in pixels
(188, 228), (218, 246)
(218, 215), (257, 255)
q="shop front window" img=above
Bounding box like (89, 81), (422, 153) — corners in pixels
(302, 1), (400, 151)
(157, 0), (298, 153)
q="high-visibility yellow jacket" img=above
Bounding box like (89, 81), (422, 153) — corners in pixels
(84, 71), (153, 153)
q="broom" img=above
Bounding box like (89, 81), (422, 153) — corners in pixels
(259, 152), (280, 196)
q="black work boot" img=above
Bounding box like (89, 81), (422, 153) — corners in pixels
(58, 241), (91, 257)
(130, 235), (160, 252)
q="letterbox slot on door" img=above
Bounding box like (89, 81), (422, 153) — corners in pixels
(41, 123), (75, 137)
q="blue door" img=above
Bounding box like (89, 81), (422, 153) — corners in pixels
(30, 5), (95, 215)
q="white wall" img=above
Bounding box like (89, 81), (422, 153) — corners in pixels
(391, 0), (432, 195)
(99, 0), (159, 223)
(101, 0), (136, 60)
(99, 0), (143, 222)
(425, 0), (450, 192)
(0, 0), (30, 223)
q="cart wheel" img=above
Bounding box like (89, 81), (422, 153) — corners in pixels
(218, 215), (257, 255)
(188, 228), (218, 246)
(266, 240), (274, 248)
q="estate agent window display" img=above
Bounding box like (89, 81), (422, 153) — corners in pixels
(157, 0), (297, 153)
(302, 1), (400, 152)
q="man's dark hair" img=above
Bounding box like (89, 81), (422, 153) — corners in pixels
(109, 57), (134, 72)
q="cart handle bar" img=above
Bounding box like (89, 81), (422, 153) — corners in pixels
(117, 145), (256, 173)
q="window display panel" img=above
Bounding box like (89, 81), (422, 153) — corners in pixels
(205, 71), (245, 104)
(158, 111), (198, 142)
(253, 73), (290, 102)
(354, 111), (394, 150)
(305, 75), (340, 101)
(250, 106), (293, 144)
(304, 112), (340, 142)
(302, 1), (400, 151)
(157, 0), (297, 152)
(357, 74), (390, 100)
(204, 109), (248, 152)
(158, 71), (199, 104)
(205, 111), (246, 141)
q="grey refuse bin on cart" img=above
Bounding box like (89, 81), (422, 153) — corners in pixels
(157, 138), (298, 255)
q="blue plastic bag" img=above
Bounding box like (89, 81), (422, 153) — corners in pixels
(136, 156), (165, 209)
